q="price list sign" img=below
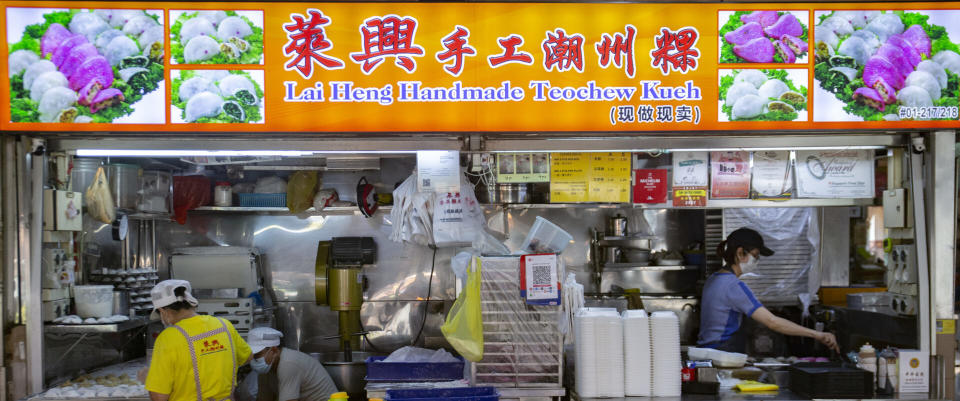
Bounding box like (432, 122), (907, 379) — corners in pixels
(550, 152), (631, 203)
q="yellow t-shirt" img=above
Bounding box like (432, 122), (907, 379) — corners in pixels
(146, 315), (252, 401)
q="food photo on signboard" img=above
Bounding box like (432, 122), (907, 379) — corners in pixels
(717, 69), (808, 121)
(6, 7), (164, 123)
(169, 10), (264, 65)
(813, 10), (960, 121)
(170, 69), (264, 123)
(718, 10), (810, 64)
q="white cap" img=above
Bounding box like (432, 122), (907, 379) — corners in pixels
(247, 327), (283, 354)
(150, 279), (199, 320)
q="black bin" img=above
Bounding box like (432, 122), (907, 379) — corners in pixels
(789, 362), (874, 399)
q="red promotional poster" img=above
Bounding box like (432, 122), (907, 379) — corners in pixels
(633, 169), (667, 204)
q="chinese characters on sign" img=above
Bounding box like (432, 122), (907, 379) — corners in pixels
(283, 9), (344, 78)
(550, 153), (630, 203)
(649, 27), (700, 75)
(350, 15), (426, 73)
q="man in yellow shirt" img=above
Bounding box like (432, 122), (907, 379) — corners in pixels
(145, 280), (252, 401)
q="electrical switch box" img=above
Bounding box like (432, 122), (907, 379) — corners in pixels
(883, 189), (907, 228)
(43, 190), (83, 232)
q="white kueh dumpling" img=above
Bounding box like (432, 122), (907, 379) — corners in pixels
(758, 79), (789, 101)
(814, 26), (839, 50)
(849, 30), (881, 55)
(185, 91), (224, 122)
(821, 15), (854, 36)
(38, 87), (77, 122)
(178, 76), (219, 102)
(725, 82), (758, 107)
(731, 94), (765, 119)
(216, 16), (252, 41)
(197, 11), (228, 26)
(932, 50), (960, 76)
(833, 10), (867, 29)
(106, 10), (146, 28)
(865, 13), (904, 42)
(897, 86), (933, 109)
(8, 50), (39, 78)
(180, 17), (216, 44)
(916, 60), (948, 89)
(74, 115), (94, 123)
(838, 37), (871, 66)
(195, 70), (229, 82)
(184, 35), (220, 62)
(218, 74), (255, 96)
(95, 29), (125, 51)
(69, 12), (109, 41)
(122, 15), (158, 36)
(733, 70), (767, 89)
(138, 25), (165, 49)
(105, 35), (140, 66)
(30, 70), (68, 102)
(904, 71), (942, 101)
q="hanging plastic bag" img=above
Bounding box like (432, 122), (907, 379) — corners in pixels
(441, 257), (484, 362)
(85, 167), (116, 224)
(433, 175), (485, 247)
(173, 175), (211, 225)
(287, 171), (319, 213)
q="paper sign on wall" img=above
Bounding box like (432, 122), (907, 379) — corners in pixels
(672, 151), (708, 207)
(710, 151), (751, 199)
(634, 169), (668, 204)
(751, 151), (793, 199)
(497, 153), (550, 183)
(417, 151), (460, 193)
(795, 150), (874, 198)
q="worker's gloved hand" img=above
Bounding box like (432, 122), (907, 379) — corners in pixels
(815, 332), (841, 354)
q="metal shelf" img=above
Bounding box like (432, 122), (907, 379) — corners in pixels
(499, 198), (873, 209)
(190, 206), (392, 215)
(601, 263), (698, 271)
(45, 318), (151, 334)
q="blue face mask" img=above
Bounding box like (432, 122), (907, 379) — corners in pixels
(251, 354), (271, 374)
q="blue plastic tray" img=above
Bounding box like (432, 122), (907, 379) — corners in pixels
(237, 193), (286, 208)
(365, 356), (465, 382)
(384, 387), (499, 401)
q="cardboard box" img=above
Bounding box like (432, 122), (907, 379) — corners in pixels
(897, 349), (929, 393)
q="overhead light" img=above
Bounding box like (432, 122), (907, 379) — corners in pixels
(74, 149), (314, 157)
(669, 146), (888, 152)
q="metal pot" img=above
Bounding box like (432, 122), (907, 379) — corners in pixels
(606, 214), (628, 237)
(105, 163), (142, 211)
(495, 184), (531, 204)
(112, 290), (130, 316)
(312, 351), (380, 400)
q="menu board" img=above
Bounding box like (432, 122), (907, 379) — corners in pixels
(710, 151), (751, 199)
(550, 152), (630, 203)
(751, 151), (793, 199)
(795, 150), (875, 198)
(4, 2), (960, 133)
(672, 151), (708, 207)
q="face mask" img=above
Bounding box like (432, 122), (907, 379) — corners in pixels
(740, 254), (760, 274)
(251, 353), (271, 374)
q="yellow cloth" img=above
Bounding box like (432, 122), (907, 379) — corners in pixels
(734, 380), (779, 392)
(146, 315), (252, 401)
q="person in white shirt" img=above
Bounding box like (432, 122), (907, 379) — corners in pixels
(247, 328), (339, 401)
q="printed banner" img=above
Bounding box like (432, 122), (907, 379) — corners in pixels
(550, 152), (630, 202)
(795, 149), (875, 198)
(496, 153), (550, 183)
(2, 2), (960, 132)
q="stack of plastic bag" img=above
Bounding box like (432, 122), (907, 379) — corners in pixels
(390, 171), (434, 246)
(390, 171), (486, 248)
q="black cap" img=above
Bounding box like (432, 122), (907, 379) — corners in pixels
(728, 228), (775, 257)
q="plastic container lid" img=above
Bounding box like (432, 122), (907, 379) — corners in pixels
(216, 182), (232, 187)
(328, 393), (349, 400)
(519, 216), (573, 254)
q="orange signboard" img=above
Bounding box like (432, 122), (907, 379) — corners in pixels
(2, 1), (960, 133)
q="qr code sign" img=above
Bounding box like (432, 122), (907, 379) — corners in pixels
(422, 178), (432, 188)
(532, 263), (552, 287)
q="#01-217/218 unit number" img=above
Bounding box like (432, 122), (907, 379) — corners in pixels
(898, 106), (960, 120)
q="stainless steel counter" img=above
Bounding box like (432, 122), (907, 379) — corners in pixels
(575, 388), (938, 401)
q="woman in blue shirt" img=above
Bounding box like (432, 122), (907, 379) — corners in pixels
(697, 228), (839, 353)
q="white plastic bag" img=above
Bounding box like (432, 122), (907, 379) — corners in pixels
(433, 175), (485, 248)
(254, 176), (286, 193)
(85, 167), (115, 224)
